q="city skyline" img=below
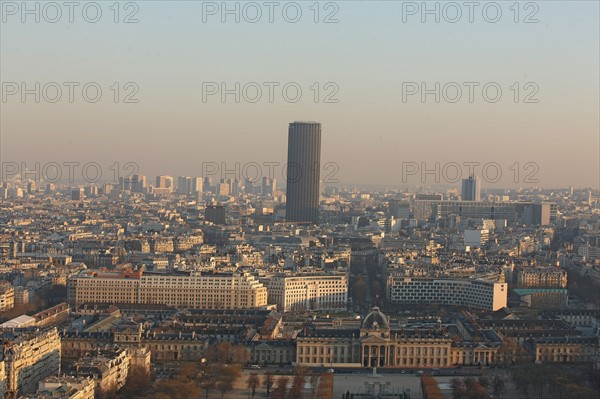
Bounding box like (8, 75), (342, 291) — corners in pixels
(1, 2), (599, 398)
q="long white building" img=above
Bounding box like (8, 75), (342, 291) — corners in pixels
(387, 276), (507, 311)
(268, 274), (348, 312)
(68, 268), (268, 309)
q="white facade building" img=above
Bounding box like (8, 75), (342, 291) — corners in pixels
(268, 274), (348, 312)
(387, 276), (507, 311)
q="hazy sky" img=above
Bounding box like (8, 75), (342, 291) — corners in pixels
(1, 0), (598, 188)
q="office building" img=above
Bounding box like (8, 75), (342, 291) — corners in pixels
(218, 180), (230, 196)
(389, 200), (410, 219)
(386, 276), (507, 311)
(177, 176), (191, 195)
(261, 176), (276, 197)
(155, 175), (174, 190)
(461, 176), (481, 201)
(67, 269), (268, 309)
(464, 229), (489, 248)
(525, 202), (552, 226)
(267, 274), (348, 312)
(205, 204), (226, 224)
(285, 121), (321, 225)
(413, 200), (552, 223)
(71, 188), (84, 201)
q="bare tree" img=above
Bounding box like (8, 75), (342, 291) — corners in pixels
(263, 371), (275, 399)
(491, 376), (505, 399)
(271, 376), (289, 399)
(216, 365), (240, 399)
(247, 373), (260, 399)
(289, 372), (306, 399)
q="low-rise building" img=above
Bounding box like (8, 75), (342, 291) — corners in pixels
(73, 348), (130, 395)
(531, 337), (599, 363)
(27, 376), (95, 399)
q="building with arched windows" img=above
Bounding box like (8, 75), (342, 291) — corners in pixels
(296, 307), (501, 369)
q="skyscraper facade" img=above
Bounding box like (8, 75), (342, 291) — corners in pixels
(461, 176), (481, 201)
(286, 121), (321, 224)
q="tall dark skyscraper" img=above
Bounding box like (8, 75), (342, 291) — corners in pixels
(286, 121), (321, 225)
(462, 175), (481, 201)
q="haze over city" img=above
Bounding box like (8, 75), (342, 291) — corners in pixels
(1, 1), (598, 188)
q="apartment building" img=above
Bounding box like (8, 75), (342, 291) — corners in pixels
(13, 286), (30, 306)
(74, 348), (130, 394)
(0, 281), (14, 311)
(31, 376), (96, 399)
(386, 276), (507, 311)
(268, 274), (348, 312)
(0, 328), (61, 396)
(515, 267), (568, 288)
(68, 268), (268, 309)
(532, 337), (599, 363)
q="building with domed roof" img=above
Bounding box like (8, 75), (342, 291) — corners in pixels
(296, 307), (501, 368)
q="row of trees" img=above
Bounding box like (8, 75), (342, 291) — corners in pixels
(450, 376), (500, 399)
(255, 369), (327, 399)
(450, 365), (600, 399)
(509, 364), (599, 399)
(204, 341), (251, 365)
(421, 374), (443, 399)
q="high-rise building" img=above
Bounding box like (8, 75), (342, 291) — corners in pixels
(261, 176), (275, 197)
(203, 177), (213, 194)
(191, 177), (203, 195)
(205, 204), (226, 224)
(155, 175), (173, 190)
(71, 188), (84, 201)
(131, 174), (146, 193)
(461, 175), (481, 201)
(244, 178), (255, 194)
(285, 121), (321, 224)
(177, 176), (191, 194)
(218, 180), (230, 196)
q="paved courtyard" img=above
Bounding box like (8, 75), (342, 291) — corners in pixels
(332, 373), (423, 399)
